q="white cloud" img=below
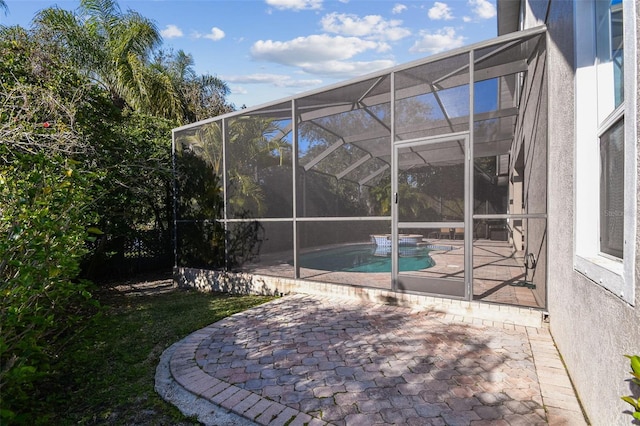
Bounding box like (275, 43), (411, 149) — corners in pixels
(230, 86), (248, 95)
(468, 0), (496, 19)
(265, 0), (322, 11)
(392, 4), (407, 14)
(409, 27), (465, 54)
(193, 27), (225, 41)
(251, 34), (380, 64)
(203, 27), (225, 41)
(428, 2), (453, 20)
(279, 78), (325, 88)
(160, 24), (183, 39)
(250, 34), (394, 78)
(320, 12), (410, 41)
(300, 59), (394, 77)
(376, 42), (392, 53)
(224, 73), (323, 88)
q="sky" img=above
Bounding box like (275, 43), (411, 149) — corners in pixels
(1, 0), (498, 109)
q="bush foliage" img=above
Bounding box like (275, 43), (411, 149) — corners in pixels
(0, 154), (99, 423)
(622, 354), (640, 420)
(0, 26), (103, 422)
(0, 0), (235, 418)
(0, 22), (182, 423)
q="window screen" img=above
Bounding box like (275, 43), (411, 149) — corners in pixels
(600, 118), (624, 258)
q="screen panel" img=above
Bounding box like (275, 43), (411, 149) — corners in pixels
(472, 218), (546, 308)
(395, 53), (470, 141)
(227, 220), (294, 278)
(297, 220), (391, 288)
(296, 80), (392, 218)
(226, 113), (293, 219)
(397, 139), (466, 223)
(174, 122), (224, 222)
(176, 220), (225, 269)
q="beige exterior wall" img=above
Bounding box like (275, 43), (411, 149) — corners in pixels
(518, 0), (640, 423)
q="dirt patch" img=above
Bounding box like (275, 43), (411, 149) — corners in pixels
(107, 270), (177, 296)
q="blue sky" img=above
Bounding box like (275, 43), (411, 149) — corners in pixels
(1, 0), (498, 108)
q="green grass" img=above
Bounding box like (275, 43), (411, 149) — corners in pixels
(44, 287), (274, 425)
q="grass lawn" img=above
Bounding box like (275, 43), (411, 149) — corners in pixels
(43, 278), (274, 425)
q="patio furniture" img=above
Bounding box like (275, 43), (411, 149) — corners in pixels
(370, 234), (424, 247)
(439, 228), (452, 239)
(453, 228), (464, 239)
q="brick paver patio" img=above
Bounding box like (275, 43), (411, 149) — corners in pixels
(161, 294), (586, 425)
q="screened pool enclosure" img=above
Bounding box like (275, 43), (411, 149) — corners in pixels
(173, 26), (548, 309)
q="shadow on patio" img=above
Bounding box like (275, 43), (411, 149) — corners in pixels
(162, 294), (565, 425)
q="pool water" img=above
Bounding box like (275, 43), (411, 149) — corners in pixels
(297, 243), (434, 273)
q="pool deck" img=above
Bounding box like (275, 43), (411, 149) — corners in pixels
(157, 294), (587, 425)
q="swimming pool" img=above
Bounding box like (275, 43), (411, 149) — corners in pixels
(297, 243), (434, 273)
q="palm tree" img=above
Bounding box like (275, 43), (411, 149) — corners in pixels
(34, 0), (178, 117)
(152, 49), (233, 123)
(1, 1), (8, 15)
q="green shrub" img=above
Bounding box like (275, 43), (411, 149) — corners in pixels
(0, 154), (99, 423)
(622, 354), (640, 421)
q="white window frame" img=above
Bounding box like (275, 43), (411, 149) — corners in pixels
(574, 0), (637, 305)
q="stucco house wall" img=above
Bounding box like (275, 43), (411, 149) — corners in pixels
(514, 0), (640, 423)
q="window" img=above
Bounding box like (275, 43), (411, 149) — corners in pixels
(599, 118), (624, 258)
(574, 0), (636, 304)
(595, 0), (624, 260)
(595, 0), (624, 116)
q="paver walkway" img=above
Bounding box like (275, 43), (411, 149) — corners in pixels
(159, 294), (587, 425)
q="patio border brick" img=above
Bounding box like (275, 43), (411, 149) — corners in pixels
(528, 327), (588, 425)
(169, 321), (331, 426)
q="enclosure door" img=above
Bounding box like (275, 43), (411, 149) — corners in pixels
(393, 133), (469, 298)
